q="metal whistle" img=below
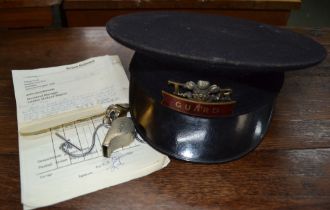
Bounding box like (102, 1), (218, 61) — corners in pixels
(102, 117), (135, 158)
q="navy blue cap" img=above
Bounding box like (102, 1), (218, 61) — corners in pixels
(106, 12), (326, 163)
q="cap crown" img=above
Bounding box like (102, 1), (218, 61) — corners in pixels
(107, 11), (326, 72)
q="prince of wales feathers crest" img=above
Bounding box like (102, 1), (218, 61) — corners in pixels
(161, 80), (236, 117)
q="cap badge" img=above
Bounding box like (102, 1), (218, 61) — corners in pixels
(161, 80), (236, 117)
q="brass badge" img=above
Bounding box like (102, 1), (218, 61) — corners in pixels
(161, 80), (236, 117)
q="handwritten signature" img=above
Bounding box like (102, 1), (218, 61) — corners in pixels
(110, 151), (134, 170)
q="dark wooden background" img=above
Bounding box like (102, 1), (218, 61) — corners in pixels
(0, 27), (329, 209)
(0, 0), (301, 29)
(63, 0), (301, 26)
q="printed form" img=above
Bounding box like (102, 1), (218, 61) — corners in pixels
(12, 55), (170, 209)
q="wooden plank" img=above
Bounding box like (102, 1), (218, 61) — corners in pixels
(0, 7), (54, 28)
(139, 0), (301, 9)
(63, 0), (299, 26)
(1, 149), (329, 209)
(0, 28), (133, 75)
(64, 0), (140, 9)
(0, 155), (20, 210)
(65, 9), (290, 26)
(0, 0), (62, 28)
(0, 0), (61, 8)
(63, 0), (301, 10)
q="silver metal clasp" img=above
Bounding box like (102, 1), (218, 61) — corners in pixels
(102, 104), (130, 125)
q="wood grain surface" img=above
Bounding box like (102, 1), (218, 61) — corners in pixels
(63, 0), (300, 26)
(0, 0), (61, 9)
(65, 9), (291, 27)
(0, 7), (53, 29)
(63, 0), (301, 10)
(0, 0), (62, 29)
(0, 27), (329, 210)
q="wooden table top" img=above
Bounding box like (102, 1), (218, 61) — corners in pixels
(0, 27), (329, 210)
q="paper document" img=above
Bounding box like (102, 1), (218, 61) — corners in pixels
(12, 55), (170, 209)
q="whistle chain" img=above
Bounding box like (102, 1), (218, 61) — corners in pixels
(56, 104), (131, 158)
